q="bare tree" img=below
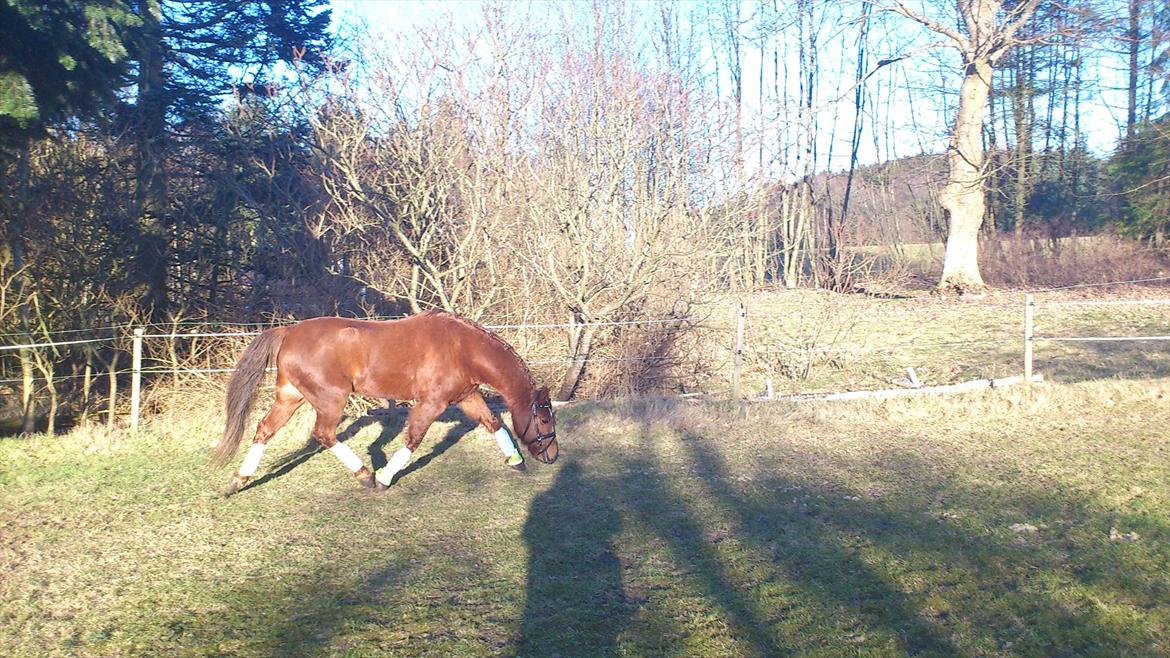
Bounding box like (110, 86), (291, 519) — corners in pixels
(303, 54), (506, 319)
(1126, 0), (1141, 140)
(518, 2), (710, 399)
(889, 0), (1042, 292)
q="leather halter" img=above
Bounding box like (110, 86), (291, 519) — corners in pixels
(519, 398), (558, 464)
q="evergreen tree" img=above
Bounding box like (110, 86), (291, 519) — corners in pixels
(123, 0), (332, 320)
(0, 0), (137, 144)
(1111, 117), (1170, 247)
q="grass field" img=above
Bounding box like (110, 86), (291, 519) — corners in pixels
(2, 377), (1169, 657)
(711, 287), (1170, 398)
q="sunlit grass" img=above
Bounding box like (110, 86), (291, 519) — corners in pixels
(709, 287), (1169, 396)
(1, 378), (1168, 656)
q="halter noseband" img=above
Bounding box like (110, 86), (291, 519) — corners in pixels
(520, 398), (558, 464)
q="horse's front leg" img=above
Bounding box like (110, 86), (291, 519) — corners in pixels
(458, 391), (525, 471)
(311, 403), (376, 489)
(374, 398), (445, 492)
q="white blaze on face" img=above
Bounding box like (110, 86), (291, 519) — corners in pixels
(329, 442), (364, 472)
(376, 447), (413, 486)
(238, 442), (266, 477)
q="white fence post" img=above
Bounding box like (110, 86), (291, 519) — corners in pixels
(1024, 294), (1034, 386)
(19, 345), (33, 433)
(130, 327), (143, 431)
(732, 303), (745, 399)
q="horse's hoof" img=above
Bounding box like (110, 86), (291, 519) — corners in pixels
(222, 473), (249, 498)
(374, 480), (390, 493)
(355, 467), (376, 489)
(508, 459), (527, 472)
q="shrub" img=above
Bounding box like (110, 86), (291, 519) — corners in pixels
(979, 234), (1169, 289)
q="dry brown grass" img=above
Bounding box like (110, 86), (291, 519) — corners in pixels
(703, 285), (1170, 399)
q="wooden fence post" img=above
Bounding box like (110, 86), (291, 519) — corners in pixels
(19, 345), (34, 434)
(106, 353), (118, 430)
(732, 303), (745, 399)
(1024, 294), (1034, 386)
(131, 327), (143, 431)
(81, 351), (93, 424)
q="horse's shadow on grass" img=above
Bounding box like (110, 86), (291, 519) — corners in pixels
(372, 409), (479, 485)
(240, 405), (477, 493)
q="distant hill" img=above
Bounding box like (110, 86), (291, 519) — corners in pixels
(809, 153), (948, 246)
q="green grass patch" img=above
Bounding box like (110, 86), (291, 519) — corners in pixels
(2, 379), (1169, 656)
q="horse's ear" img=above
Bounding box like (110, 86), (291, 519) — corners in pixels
(536, 386), (550, 403)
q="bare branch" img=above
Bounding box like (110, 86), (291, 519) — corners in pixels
(883, 1), (968, 50)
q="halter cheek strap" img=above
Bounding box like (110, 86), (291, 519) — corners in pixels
(519, 399), (558, 463)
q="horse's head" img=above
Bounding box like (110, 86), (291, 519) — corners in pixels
(516, 386), (559, 464)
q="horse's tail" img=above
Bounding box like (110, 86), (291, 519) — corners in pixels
(212, 327), (287, 467)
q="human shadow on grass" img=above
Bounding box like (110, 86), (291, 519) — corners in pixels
(644, 426), (1167, 656)
(560, 399), (963, 655)
(518, 460), (630, 657)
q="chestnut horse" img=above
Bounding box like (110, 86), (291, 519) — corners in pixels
(212, 311), (559, 496)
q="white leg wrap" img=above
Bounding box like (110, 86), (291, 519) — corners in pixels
(238, 442), (266, 477)
(494, 426), (520, 458)
(376, 447), (413, 486)
(329, 442), (364, 473)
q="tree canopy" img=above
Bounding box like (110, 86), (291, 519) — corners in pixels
(0, 0), (138, 143)
(1112, 116), (1170, 246)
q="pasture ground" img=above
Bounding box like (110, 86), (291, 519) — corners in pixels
(708, 286), (1170, 397)
(2, 377), (1169, 657)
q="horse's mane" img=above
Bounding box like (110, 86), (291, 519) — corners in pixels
(423, 310), (536, 389)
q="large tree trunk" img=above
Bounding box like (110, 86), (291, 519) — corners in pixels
(938, 59), (993, 292)
(134, 3), (170, 322)
(556, 320), (595, 402)
(1126, 0), (1140, 140)
(890, 0), (1041, 292)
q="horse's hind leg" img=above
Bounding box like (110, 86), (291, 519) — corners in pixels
(308, 397), (376, 489)
(458, 392), (524, 471)
(224, 381), (304, 497)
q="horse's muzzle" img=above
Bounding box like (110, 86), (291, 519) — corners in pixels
(533, 436), (559, 464)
